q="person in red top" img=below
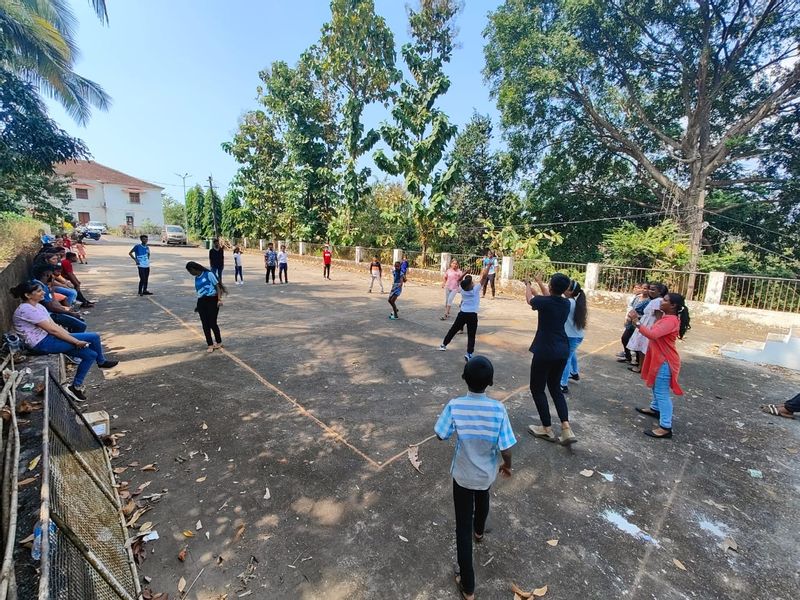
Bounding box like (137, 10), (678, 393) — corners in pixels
(630, 293), (690, 439)
(322, 244), (332, 280)
(61, 251), (95, 308)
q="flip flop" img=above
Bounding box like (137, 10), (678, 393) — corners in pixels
(454, 572), (473, 600)
(628, 366), (641, 373)
(760, 404), (795, 419)
(527, 424), (557, 442)
(644, 428), (673, 439)
(636, 407), (660, 418)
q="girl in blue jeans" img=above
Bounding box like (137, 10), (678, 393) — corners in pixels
(560, 280), (588, 393)
(11, 281), (117, 401)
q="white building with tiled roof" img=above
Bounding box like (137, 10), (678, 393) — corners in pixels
(54, 160), (164, 228)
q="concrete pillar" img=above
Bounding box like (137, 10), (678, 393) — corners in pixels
(393, 248), (403, 264)
(440, 252), (451, 274)
(501, 256), (514, 281)
(243, 238), (248, 248)
(259, 239), (265, 251)
(585, 263), (600, 291)
(299, 241), (306, 255)
(704, 271), (726, 304)
(355, 246), (363, 263)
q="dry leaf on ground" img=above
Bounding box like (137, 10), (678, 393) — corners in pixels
(407, 445), (422, 473)
(201, 422), (208, 430)
(121, 500), (137, 518)
(579, 469), (593, 478)
(196, 476), (207, 483)
(18, 477), (37, 487)
(533, 585), (548, 597)
(721, 537), (739, 553)
(141, 464), (158, 472)
(139, 522), (153, 533)
(510, 583), (532, 598)
(546, 539), (558, 547)
(673, 558), (687, 571)
(113, 467), (128, 475)
(398, 535), (408, 542)
(27, 455), (41, 471)
(182, 530), (195, 538)
(233, 524), (245, 543)
(132, 481), (152, 496)
(177, 577), (186, 593)
(178, 547), (187, 562)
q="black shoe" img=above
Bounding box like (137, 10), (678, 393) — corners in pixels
(142, 291), (154, 296)
(98, 360), (119, 369)
(81, 302), (95, 308)
(67, 384), (87, 401)
(644, 428), (672, 439)
(570, 373), (580, 381)
(560, 385), (569, 394)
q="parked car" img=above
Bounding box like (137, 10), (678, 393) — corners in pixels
(161, 225), (187, 245)
(85, 221), (108, 235)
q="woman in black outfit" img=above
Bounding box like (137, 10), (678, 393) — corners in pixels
(525, 273), (576, 445)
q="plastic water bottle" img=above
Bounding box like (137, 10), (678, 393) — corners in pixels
(31, 521), (56, 560)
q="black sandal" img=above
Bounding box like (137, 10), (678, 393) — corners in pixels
(454, 572), (473, 599)
(636, 407), (660, 418)
(628, 366), (641, 373)
(644, 428), (672, 439)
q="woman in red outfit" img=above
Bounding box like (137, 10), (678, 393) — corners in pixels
(629, 293), (691, 439)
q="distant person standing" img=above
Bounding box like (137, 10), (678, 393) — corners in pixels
(209, 239), (225, 282)
(481, 251), (498, 298)
(441, 259), (463, 320)
(128, 235), (152, 296)
(559, 280), (588, 394)
(400, 253), (410, 278)
(323, 244), (332, 280)
(233, 246), (244, 285)
(368, 255), (384, 293)
(264, 242), (278, 284)
(278, 244), (289, 283)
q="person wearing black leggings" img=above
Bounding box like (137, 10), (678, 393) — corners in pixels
(186, 261), (226, 352)
(525, 273), (576, 445)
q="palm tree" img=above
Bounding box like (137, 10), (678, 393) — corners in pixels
(0, 0), (110, 124)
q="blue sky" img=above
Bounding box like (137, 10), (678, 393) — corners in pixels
(46, 0), (503, 199)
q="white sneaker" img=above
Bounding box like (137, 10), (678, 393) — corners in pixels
(438, 344), (447, 351)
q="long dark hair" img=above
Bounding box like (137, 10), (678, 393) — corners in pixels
(185, 261), (228, 295)
(650, 282), (669, 297)
(10, 281), (41, 299)
(568, 279), (588, 330)
(667, 292), (691, 339)
(550, 273), (571, 295)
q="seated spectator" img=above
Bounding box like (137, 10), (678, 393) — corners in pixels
(761, 394), (799, 419)
(32, 265), (87, 333)
(61, 251), (94, 307)
(11, 281), (117, 401)
(33, 249), (77, 306)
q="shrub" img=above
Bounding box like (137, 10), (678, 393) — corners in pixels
(0, 212), (45, 265)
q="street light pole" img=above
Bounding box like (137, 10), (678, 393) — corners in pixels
(175, 172), (191, 237)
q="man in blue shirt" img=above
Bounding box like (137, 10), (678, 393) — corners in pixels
(128, 235), (152, 296)
(264, 242), (278, 284)
(435, 356), (515, 600)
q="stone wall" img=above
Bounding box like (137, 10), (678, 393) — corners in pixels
(0, 250), (34, 332)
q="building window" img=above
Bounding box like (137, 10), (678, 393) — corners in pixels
(75, 188), (89, 200)
(129, 192), (141, 204)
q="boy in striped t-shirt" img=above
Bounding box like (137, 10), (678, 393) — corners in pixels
(434, 356), (516, 600)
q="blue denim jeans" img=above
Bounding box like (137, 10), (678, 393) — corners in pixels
(650, 362), (673, 429)
(560, 336), (583, 386)
(50, 312), (87, 333)
(54, 286), (77, 306)
(34, 332), (106, 386)
(211, 266), (223, 282)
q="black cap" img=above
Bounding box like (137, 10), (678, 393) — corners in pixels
(462, 355), (494, 391)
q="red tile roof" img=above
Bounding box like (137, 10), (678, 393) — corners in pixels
(55, 160), (162, 190)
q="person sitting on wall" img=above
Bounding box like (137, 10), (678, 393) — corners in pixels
(761, 394), (800, 420)
(31, 265), (87, 333)
(61, 251), (95, 307)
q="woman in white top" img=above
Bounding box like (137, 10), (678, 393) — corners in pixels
(560, 279), (588, 393)
(278, 245), (289, 283)
(626, 282), (668, 373)
(441, 259), (463, 320)
(233, 247), (244, 285)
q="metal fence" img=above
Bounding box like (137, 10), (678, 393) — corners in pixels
(721, 274), (800, 313)
(404, 250), (440, 272)
(38, 370), (140, 600)
(515, 260), (586, 283)
(449, 254), (485, 275)
(597, 266), (709, 302)
(361, 247), (393, 264)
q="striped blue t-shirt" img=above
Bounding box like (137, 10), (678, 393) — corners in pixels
(434, 392), (516, 490)
(195, 270), (219, 297)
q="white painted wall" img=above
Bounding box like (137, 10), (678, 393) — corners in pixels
(66, 179), (163, 227)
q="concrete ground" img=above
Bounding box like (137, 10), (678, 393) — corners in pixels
(73, 237), (799, 599)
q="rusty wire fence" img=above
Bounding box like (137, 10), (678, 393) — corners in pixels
(37, 370), (140, 600)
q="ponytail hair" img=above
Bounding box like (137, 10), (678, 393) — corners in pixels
(668, 292), (691, 339)
(10, 281), (41, 299)
(569, 279), (588, 330)
(186, 261), (228, 295)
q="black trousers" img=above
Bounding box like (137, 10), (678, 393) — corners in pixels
(234, 265), (243, 281)
(197, 296), (221, 346)
(266, 265), (276, 283)
(453, 480), (490, 595)
(323, 263), (331, 278)
(443, 312), (477, 354)
(621, 325), (635, 361)
(786, 392), (800, 413)
(481, 273), (496, 297)
(76, 288), (90, 304)
(211, 265), (223, 283)
(137, 267), (149, 294)
(279, 263), (288, 282)
(530, 355), (569, 427)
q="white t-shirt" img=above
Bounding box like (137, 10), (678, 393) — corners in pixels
(278, 251), (288, 264)
(233, 253), (242, 266)
(459, 286), (481, 313)
(564, 297), (585, 338)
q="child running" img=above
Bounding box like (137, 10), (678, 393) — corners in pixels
(631, 293), (690, 438)
(368, 255), (384, 293)
(278, 245), (289, 283)
(525, 273), (575, 445)
(560, 279), (588, 394)
(434, 356), (515, 600)
(439, 269), (485, 361)
(233, 246), (244, 285)
(387, 261), (406, 320)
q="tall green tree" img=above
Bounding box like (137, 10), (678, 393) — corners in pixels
(185, 184), (205, 237)
(485, 0), (800, 282)
(0, 0), (110, 123)
(374, 0), (461, 255)
(220, 188), (242, 238)
(318, 0), (398, 223)
(203, 185), (222, 238)
(161, 193), (185, 226)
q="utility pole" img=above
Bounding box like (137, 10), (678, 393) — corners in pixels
(207, 175), (219, 238)
(175, 172), (191, 236)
